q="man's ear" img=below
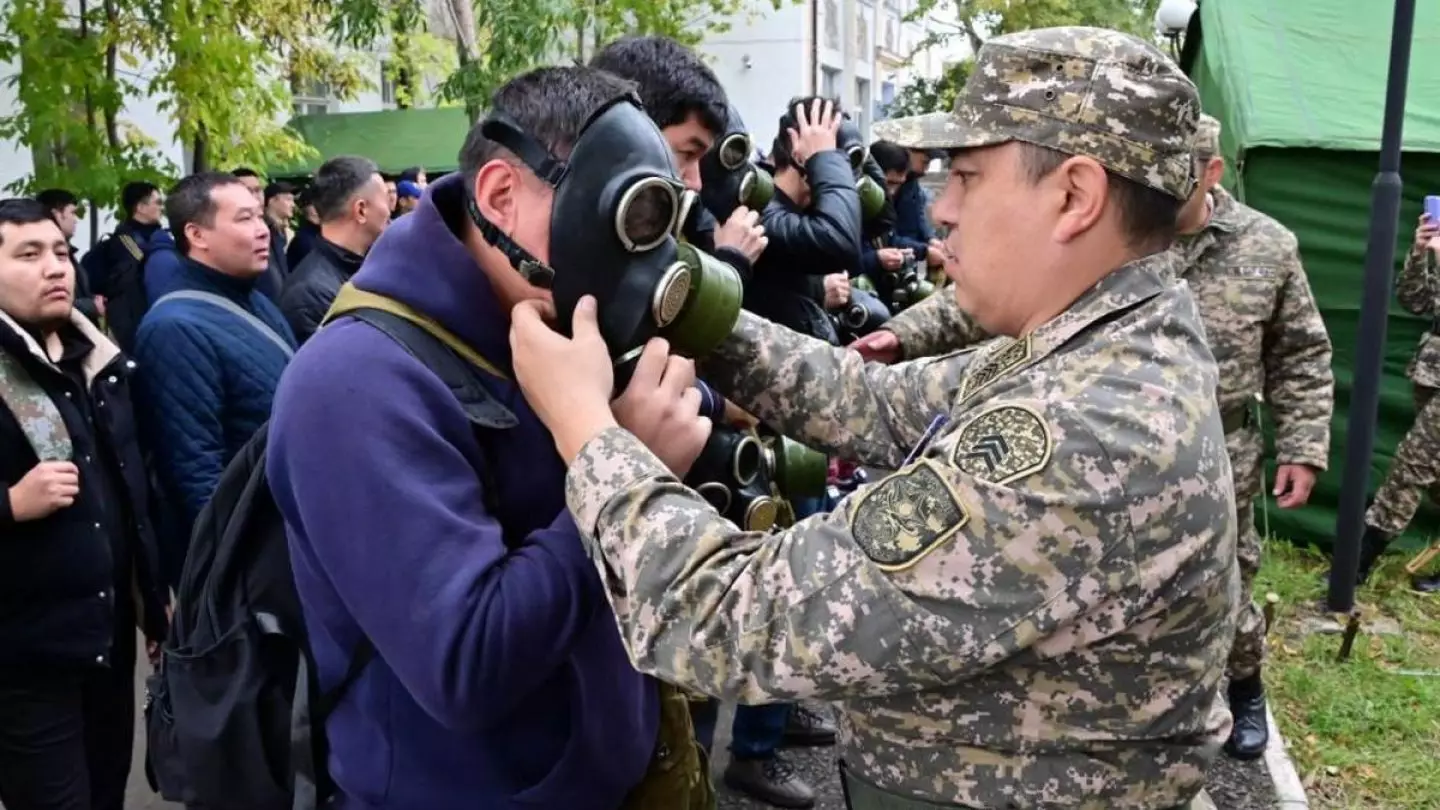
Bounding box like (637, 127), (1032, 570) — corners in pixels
(183, 221), (206, 252)
(1052, 156), (1108, 243)
(473, 161), (519, 230)
(1206, 157), (1226, 188)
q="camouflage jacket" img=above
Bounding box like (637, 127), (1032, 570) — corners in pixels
(1394, 244), (1440, 388)
(886, 190), (1334, 468)
(1169, 187), (1333, 468)
(564, 255), (1239, 809)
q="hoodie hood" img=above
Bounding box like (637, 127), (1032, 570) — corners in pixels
(351, 175), (512, 369)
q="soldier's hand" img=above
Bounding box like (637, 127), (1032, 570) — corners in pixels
(849, 330), (902, 364)
(716, 207), (768, 262)
(1273, 464), (1318, 509)
(1415, 213), (1439, 255)
(510, 296), (618, 463)
(612, 339), (712, 478)
(8, 460), (80, 522)
(787, 98), (841, 166)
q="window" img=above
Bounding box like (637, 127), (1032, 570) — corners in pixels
(291, 76), (333, 116)
(855, 77), (871, 137)
(380, 61), (397, 106)
(821, 67), (841, 100)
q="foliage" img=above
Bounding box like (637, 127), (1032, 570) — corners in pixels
(1257, 540), (1440, 809)
(0, 0), (377, 217)
(890, 0), (1161, 116)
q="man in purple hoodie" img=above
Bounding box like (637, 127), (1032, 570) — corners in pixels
(264, 66), (675, 809)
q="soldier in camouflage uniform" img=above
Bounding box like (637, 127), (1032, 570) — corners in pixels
(510, 27), (1238, 810)
(1353, 213), (1440, 593)
(863, 113), (1336, 761)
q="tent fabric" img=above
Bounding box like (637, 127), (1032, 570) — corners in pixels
(1241, 148), (1440, 551)
(268, 107), (472, 178)
(1186, 0), (1440, 551)
(1193, 0), (1440, 155)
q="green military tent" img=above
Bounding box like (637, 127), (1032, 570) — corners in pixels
(266, 106), (472, 179)
(1180, 0), (1440, 551)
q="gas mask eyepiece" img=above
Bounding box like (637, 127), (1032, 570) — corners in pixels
(700, 104), (775, 221)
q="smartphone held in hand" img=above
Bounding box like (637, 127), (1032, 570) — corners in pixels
(1425, 195), (1440, 222)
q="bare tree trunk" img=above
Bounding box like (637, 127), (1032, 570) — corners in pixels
(443, 0), (481, 121)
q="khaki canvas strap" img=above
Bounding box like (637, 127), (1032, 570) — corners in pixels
(324, 284), (509, 381)
(118, 233), (144, 262)
(0, 350), (72, 461)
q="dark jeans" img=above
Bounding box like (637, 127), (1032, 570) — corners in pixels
(0, 601), (138, 810)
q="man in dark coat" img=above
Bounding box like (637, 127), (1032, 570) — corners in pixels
(280, 155), (391, 344)
(0, 197), (168, 810)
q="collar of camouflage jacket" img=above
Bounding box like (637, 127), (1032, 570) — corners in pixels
(0, 306), (121, 387)
(1204, 186), (1242, 235)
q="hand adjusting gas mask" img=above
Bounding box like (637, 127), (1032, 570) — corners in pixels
(699, 104), (775, 222)
(836, 117), (887, 223)
(471, 93), (744, 390)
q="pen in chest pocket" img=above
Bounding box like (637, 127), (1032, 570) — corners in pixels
(901, 414), (950, 468)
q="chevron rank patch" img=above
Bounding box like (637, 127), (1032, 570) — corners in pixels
(959, 334), (1032, 403)
(850, 459), (969, 572)
(952, 404), (1052, 485)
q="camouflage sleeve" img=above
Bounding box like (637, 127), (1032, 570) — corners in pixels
(699, 311), (966, 469)
(882, 291), (991, 359)
(563, 410), (1136, 704)
(1394, 247), (1436, 317)
(1263, 245), (1335, 469)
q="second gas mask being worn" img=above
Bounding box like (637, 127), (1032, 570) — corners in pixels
(471, 94), (744, 388)
(699, 104), (775, 222)
(836, 117), (888, 223)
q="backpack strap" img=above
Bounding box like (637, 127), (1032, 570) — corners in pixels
(0, 350), (73, 461)
(324, 282), (509, 381)
(118, 233), (145, 262)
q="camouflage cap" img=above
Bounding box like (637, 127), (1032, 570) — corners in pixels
(1193, 113), (1222, 162)
(872, 26), (1201, 200)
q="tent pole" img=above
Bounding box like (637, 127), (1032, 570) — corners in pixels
(1329, 0), (1418, 613)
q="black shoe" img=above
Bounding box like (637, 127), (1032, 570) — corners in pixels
(1411, 572), (1440, 594)
(723, 754), (816, 808)
(781, 705), (837, 748)
(1224, 674), (1269, 761)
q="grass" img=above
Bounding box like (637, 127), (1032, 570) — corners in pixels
(1257, 539), (1440, 810)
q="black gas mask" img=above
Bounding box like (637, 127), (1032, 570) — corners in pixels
(471, 93), (744, 389)
(685, 424), (829, 532)
(699, 104), (775, 222)
(836, 118), (887, 223)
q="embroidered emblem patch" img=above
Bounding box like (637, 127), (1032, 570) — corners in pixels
(951, 405), (1052, 485)
(958, 335), (1032, 403)
(850, 460), (968, 572)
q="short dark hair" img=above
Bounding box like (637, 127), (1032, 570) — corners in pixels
(0, 197), (57, 245)
(590, 36), (727, 136)
(398, 167), (422, 183)
(459, 66), (638, 187)
(231, 167), (261, 179)
(35, 188), (78, 214)
(264, 180), (296, 203)
(868, 140), (909, 174)
(120, 181), (159, 216)
(770, 96), (843, 171)
(166, 172), (248, 255)
(1017, 143), (1180, 251)
(309, 156), (379, 223)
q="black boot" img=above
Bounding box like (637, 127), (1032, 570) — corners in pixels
(1354, 525), (1393, 586)
(1224, 673), (1269, 761)
(1411, 572), (1440, 594)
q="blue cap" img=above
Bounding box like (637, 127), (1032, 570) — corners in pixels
(396, 180), (422, 199)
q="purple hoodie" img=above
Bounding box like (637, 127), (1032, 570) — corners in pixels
(266, 175), (658, 809)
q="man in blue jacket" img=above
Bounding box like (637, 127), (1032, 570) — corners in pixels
(265, 66), (688, 809)
(133, 172), (295, 588)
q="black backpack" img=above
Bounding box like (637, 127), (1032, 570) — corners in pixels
(144, 306), (514, 810)
(92, 232), (150, 353)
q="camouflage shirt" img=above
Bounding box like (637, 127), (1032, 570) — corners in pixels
(564, 254), (1239, 808)
(887, 189), (1334, 469)
(1394, 244), (1440, 388)
(1170, 187), (1333, 468)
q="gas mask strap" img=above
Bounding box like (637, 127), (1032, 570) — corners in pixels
(465, 195), (556, 289)
(480, 113), (569, 187)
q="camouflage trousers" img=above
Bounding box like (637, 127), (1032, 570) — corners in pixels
(1227, 426), (1265, 681)
(1366, 385), (1440, 535)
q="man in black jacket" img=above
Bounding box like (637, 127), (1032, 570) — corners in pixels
(279, 155), (391, 343)
(0, 198), (168, 810)
(747, 97), (861, 345)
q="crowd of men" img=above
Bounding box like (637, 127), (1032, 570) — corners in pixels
(2, 19), (1438, 810)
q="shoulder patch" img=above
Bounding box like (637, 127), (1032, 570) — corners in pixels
(849, 459), (968, 572)
(959, 335), (1031, 402)
(951, 404), (1052, 485)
